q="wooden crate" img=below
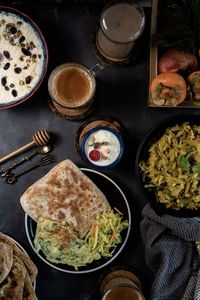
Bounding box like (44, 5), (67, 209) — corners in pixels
(148, 0), (199, 108)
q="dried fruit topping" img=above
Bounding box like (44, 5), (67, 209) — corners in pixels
(94, 142), (101, 149)
(4, 86), (9, 91)
(6, 23), (15, 28)
(19, 80), (25, 86)
(19, 35), (25, 43)
(89, 150), (101, 161)
(0, 52), (4, 62)
(16, 30), (22, 38)
(21, 48), (31, 56)
(30, 42), (36, 49)
(9, 37), (15, 45)
(14, 67), (22, 74)
(1, 76), (7, 86)
(25, 75), (32, 84)
(10, 83), (15, 88)
(3, 51), (10, 59)
(11, 89), (17, 97)
(101, 141), (109, 146)
(3, 63), (10, 70)
(9, 26), (17, 35)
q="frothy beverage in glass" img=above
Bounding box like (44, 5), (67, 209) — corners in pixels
(100, 269), (145, 300)
(96, 1), (145, 61)
(48, 63), (96, 109)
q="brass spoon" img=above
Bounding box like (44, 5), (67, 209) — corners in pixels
(0, 145), (52, 177)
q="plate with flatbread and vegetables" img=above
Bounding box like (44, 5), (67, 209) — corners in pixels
(20, 160), (131, 274)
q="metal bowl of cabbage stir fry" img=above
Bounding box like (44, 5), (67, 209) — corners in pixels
(136, 114), (200, 216)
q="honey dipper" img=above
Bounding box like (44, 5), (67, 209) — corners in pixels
(0, 130), (51, 164)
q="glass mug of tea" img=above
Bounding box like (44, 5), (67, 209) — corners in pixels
(99, 268), (145, 300)
(96, 0), (145, 62)
(48, 62), (104, 120)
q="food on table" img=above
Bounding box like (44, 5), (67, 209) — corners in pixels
(150, 0), (200, 106)
(150, 72), (187, 106)
(188, 71), (200, 101)
(0, 10), (46, 105)
(139, 122), (200, 210)
(158, 48), (198, 74)
(82, 127), (124, 167)
(34, 210), (128, 270)
(20, 159), (111, 238)
(0, 232), (37, 299)
(20, 160), (129, 269)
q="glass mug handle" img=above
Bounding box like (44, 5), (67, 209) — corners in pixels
(88, 62), (106, 77)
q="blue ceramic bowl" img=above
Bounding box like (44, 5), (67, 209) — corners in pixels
(80, 126), (124, 169)
(0, 6), (48, 109)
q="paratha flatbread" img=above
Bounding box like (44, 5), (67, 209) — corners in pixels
(0, 233), (38, 300)
(0, 241), (13, 284)
(22, 272), (37, 300)
(0, 258), (26, 300)
(0, 233), (37, 283)
(12, 244), (37, 284)
(20, 160), (111, 237)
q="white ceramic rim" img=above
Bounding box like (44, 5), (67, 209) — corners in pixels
(25, 168), (131, 274)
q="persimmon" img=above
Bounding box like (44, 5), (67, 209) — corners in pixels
(188, 71), (200, 101)
(150, 72), (187, 106)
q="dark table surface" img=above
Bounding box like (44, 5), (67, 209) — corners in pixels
(0, 1), (200, 300)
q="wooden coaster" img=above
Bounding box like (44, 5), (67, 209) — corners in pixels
(99, 269), (142, 295)
(75, 116), (124, 153)
(48, 98), (93, 120)
(92, 25), (142, 66)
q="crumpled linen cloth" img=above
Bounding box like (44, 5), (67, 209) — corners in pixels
(140, 203), (200, 300)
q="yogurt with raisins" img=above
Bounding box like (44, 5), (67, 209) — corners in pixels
(0, 9), (47, 105)
(82, 127), (124, 168)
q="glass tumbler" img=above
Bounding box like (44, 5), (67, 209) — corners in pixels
(96, 0), (145, 62)
(100, 268), (145, 300)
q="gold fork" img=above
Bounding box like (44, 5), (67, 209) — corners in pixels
(4, 155), (55, 184)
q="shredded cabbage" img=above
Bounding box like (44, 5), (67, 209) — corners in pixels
(34, 210), (129, 270)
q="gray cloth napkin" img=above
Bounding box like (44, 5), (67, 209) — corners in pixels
(140, 203), (200, 300)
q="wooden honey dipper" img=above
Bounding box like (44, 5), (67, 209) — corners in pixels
(0, 130), (51, 164)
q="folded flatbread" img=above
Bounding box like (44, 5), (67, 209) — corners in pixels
(20, 160), (111, 237)
(0, 258), (26, 300)
(0, 241), (13, 284)
(0, 233), (38, 300)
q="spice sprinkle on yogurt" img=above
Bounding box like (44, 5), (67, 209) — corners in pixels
(0, 10), (46, 104)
